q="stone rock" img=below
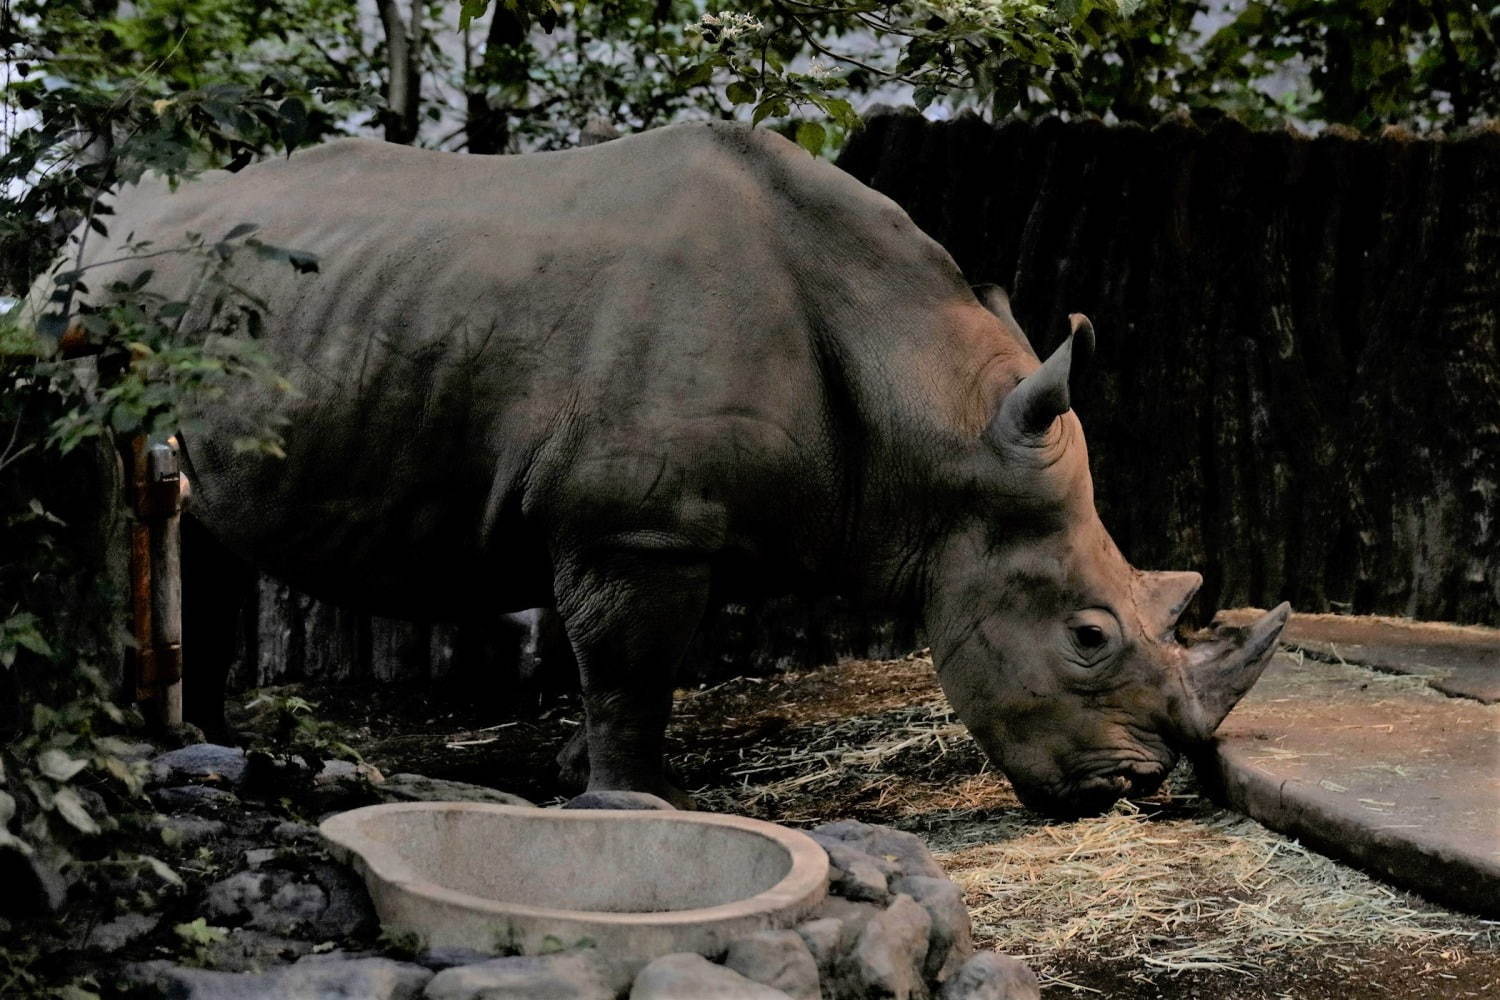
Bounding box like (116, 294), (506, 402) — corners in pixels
(724, 930), (821, 1000)
(205, 865), (374, 938)
(206, 871), (325, 935)
(151, 784), (240, 813)
(152, 814), (228, 850)
(423, 952), (614, 999)
(631, 953), (794, 999)
(376, 773), (534, 807)
(795, 918), (843, 983)
(936, 953), (1038, 1000)
(562, 790), (676, 811)
(809, 896), (884, 946)
(892, 876), (973, 983)
(815, 839), (894, 903)
(316, 759), (385, 785)
(196, 927), (320, 972)
(127, 955), (432, 999)
(149, 744), (249, 787)
(273, 820), (320, 843)
(244, 847), (278, 868)
(83, 911), (159, 951)
(839, 894), (932, 1000)
(242, 750), (317, 794)
(416, 946), (496, 971)
(308, 859), (379, 937)
(810, 821), (945, 881)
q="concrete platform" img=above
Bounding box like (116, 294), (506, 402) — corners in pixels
(1195, 642), (1500, 917)
(1214, 610), (1500, 703)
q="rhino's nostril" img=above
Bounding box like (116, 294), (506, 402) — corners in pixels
(1119, 763), (1166, 795)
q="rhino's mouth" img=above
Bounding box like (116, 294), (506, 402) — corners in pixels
(1012, 759), (1170, 819)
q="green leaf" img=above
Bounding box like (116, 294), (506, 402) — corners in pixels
(141, 854), (184, 888)
(223, 223), (259, 241)
(725, 80), (757, 105)
(174, 917), (228, 946)
(813, 96), (860, 130)
(674, 62), (713, 89)
(102, 755), (142, 793)
(913, 85), (938, 111)
(751, 97), (789, 126)
(51, 787), (100, 835)
(278, 97), (308, 152)
(56, 985), (102, 1000)
(38, 749), (87, 783)
(458, 0), (491, 31)
(0, 828), (31, 855)
(795, 120), (826, 155)
(15, 627), (52, 659)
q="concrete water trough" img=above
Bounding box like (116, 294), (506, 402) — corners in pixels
(320, 802), (829, 978)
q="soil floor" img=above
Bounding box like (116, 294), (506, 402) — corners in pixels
(278, 652), (1500, 1000)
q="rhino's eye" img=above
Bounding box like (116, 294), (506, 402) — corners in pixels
(1064, 610), (1120, 666)
(1072, 624), (1107, 650)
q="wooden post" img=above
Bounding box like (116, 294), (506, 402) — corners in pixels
(127, 435), (184, 728)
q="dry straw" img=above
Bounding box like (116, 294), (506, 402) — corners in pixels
(678, 655), (1499, 989)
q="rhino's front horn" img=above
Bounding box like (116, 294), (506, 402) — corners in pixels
(1175, 602), (1291, 742)
(992, 313), (1095, 441)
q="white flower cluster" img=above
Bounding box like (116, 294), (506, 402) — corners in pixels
(917, 0), (1049, 30)
(804, 58), (834, 81)
(699, 11), (765, 40)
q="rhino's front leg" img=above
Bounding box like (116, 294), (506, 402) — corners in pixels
(553, 547), (709, 806)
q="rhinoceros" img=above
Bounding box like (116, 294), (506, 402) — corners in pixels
(32, 121), (1289, 817)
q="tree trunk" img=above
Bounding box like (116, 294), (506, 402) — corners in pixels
(376, 0), (421, 145)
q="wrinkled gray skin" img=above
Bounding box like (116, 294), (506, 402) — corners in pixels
(34, 122), (1288, 816)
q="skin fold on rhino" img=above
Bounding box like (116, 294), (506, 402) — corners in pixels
(31, 121), (1290, 817)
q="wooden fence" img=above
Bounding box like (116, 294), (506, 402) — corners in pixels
(232, 113), (1500, 694)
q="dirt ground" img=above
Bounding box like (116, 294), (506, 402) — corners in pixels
(280, 653), (1500, 1000)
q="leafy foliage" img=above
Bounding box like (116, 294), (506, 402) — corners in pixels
(242, 690), (365, 765)
(0, 5), (315, 972)
(1054, 0), (1500, 132)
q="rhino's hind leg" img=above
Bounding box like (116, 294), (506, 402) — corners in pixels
(553, 548), (709, 808)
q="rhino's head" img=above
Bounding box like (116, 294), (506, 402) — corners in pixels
(925, 293), (1289, 818)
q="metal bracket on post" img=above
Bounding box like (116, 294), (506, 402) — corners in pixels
(127, 435), (184, 728)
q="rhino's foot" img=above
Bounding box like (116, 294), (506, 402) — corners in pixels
(587, 775), (695, 810)
(556, 728), (590, 793)
(559, 731), (695, 807)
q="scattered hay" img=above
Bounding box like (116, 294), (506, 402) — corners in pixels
(940, 799), (1496, 980)
(672, 655), (1500, 993)
(681, 696), (994, 822)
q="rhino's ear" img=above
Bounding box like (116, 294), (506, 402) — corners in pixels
(974, 284), (1016, 324)
(990, 313), (1095, 442)
(1137, 570), (1203, 639)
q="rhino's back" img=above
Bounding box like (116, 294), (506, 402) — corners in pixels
(55, 124), (977, 616)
